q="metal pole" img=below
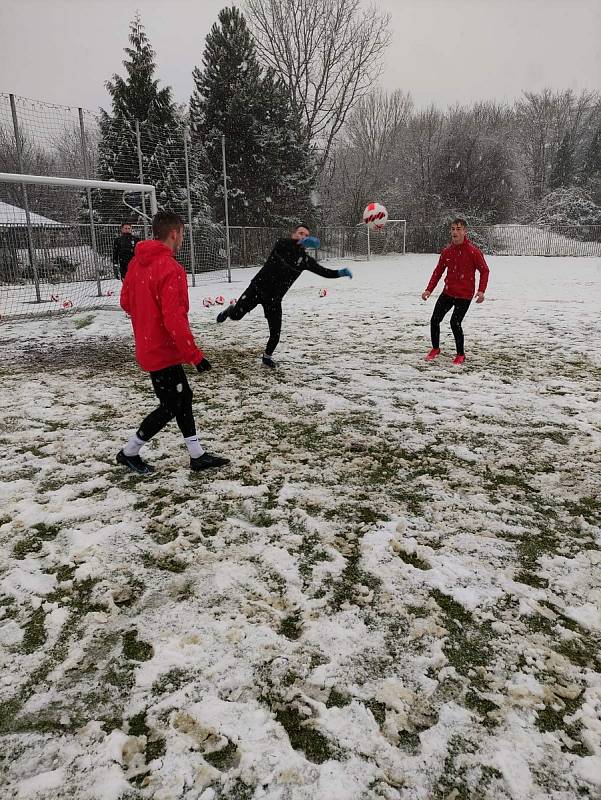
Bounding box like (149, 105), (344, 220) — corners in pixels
(79, 108), (102, 297)
(10, 94), (41, 302)
(367, 224), (371, 261)
(135, 121), (149, 238)
(242, 226), (247, 267)
(183, 126), (196, 287)
(403, 220), (407, 256)
(221, 134), (232, 283)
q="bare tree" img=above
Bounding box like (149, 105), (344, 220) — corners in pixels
(245, 0), (391, 166)
(322, 89), (412, 223)
(515, 89), (598, 199)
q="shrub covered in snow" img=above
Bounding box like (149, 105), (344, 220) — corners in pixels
(535, 187), (601, 227)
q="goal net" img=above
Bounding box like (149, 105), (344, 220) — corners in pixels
(0, 172), (160, 320)
(352, 219), (407, 260)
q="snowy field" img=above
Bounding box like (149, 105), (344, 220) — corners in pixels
(1, 254), (600, 800)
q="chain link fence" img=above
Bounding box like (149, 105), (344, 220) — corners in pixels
(2, 91), (600, 321)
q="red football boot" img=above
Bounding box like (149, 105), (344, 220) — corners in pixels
(424, 348), (441, 362)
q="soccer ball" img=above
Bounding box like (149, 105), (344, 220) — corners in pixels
(363, 202), (388, 230)
(214, 295), (225, 305)
(319, 288), (328, 297)
(203, 297), (215, 308)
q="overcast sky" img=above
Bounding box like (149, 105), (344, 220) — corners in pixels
(1, 0), (599, 112)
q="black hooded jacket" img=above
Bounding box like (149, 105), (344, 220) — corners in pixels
(250, 238), (340, 303)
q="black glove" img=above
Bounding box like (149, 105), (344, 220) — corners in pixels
(196, 357), (212, 373)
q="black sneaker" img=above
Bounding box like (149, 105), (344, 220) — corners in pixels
(216, 306), (231, 323)
(262, 355), (277, 369)
(116, 450), (154, 475)
(190, 452), (230, 472)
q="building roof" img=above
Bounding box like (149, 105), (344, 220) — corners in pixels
(0, 200), (63, 226)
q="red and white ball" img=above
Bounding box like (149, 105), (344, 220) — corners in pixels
(363, 202), (388, 231)
(319, 288), (328, 297)
(214, 295), (225, 305)
(203, 296), (215, 307)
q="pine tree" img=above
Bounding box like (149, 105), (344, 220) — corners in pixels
(582, 126), (601, 203)
(189, 5), (314, 226)
(549, 132), (575, 190)
(94, 14), (209, 224)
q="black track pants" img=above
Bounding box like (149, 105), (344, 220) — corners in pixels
(430, 293), (472, 355)
(229, 284), (283, 356)
(137, 364), (196, 441)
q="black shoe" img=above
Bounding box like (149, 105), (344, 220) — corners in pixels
(190, 452), (230, 472)
(216, 306), (231, 323)
(116, 450), (154, 475)
(262, 355), (277, 369)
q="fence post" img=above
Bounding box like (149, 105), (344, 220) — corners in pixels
(221, 134), (232, 283)
(242, 226), (247, 266)
(367, 224), (371, 261)
(135, 120), (149, 238)
(79, 108), (102, 297)
(10, 94), (41, 302)
(545, 226), (552, 256)
(183, 126), (196, 287)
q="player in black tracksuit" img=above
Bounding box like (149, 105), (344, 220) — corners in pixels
(216, 224), (353, 368)
(113, 222), (141, 280)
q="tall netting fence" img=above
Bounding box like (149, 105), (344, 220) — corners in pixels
(407, 224), (601, 256)
(2, 92), (600, 321)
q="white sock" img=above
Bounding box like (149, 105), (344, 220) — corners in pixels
(123, 433), (145, 457)
(184, 435), (205, 459)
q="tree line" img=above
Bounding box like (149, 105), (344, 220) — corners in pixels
(2, 0), (600, 229)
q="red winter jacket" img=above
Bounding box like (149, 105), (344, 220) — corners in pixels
(426, 237), (490, 300)
(120, 240), (203, 372)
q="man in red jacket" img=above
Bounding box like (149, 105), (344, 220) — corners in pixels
(118, 211), (229, 475)
(422, 218), (489, 365)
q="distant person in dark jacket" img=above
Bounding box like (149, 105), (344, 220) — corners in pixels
(216, 224), (353, 368)
(113, 222), (141, 280)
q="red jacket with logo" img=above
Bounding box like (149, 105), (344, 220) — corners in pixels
(120, 240), (203, 372)
(426, 237), (490, 300)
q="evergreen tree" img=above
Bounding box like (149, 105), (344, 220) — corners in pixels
(189, 5), (314, 226)
(582, 126), (601, 203)
(549, 132), (575, 190)
(94, 14), (209, 224)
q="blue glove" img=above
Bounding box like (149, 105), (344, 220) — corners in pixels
(338, 267), (353, 279)
(298, 235), (320, 249)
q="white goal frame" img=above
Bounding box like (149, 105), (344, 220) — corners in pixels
(0, 172), (157, 302)
(356, 219), (407, 260)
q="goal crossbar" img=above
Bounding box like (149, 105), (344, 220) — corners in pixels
(0, 172), (158, 215)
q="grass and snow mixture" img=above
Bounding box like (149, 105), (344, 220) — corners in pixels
(1, 254), (600, 800)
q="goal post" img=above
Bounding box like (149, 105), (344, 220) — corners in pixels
(0, 172), (157, 318)
(354, 219), (407, 260)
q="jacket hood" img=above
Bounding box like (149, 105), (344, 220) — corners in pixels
(135, 239), (172, 267)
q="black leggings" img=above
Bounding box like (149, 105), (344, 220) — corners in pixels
(229, 285), (282, 356)
(137, 364), (196, 442)
(430, 293), (472, 355)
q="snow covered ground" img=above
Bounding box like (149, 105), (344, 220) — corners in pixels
(1, 254), (600, 800)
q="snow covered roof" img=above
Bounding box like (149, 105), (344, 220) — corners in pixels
(0, 200), (63, 226)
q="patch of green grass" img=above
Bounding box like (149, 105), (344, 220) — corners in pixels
(122, 630), (154, 662)
(204, 739), (239, 770)
(142, 552), (187, 573)
(395, 549), (431, 571)
(364, 698), (386, 730)
(274, 705), (336, 764)
(13, 535), (43, 559)
(21, 606), (47, 653)
(128, 710), (167, 762)
(279, 608), (303, 641)
(73, 314), (95, 329)
(326, 688), (351, 708)
(31, 522), (61, 539)
(431, 590), (494, 678)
